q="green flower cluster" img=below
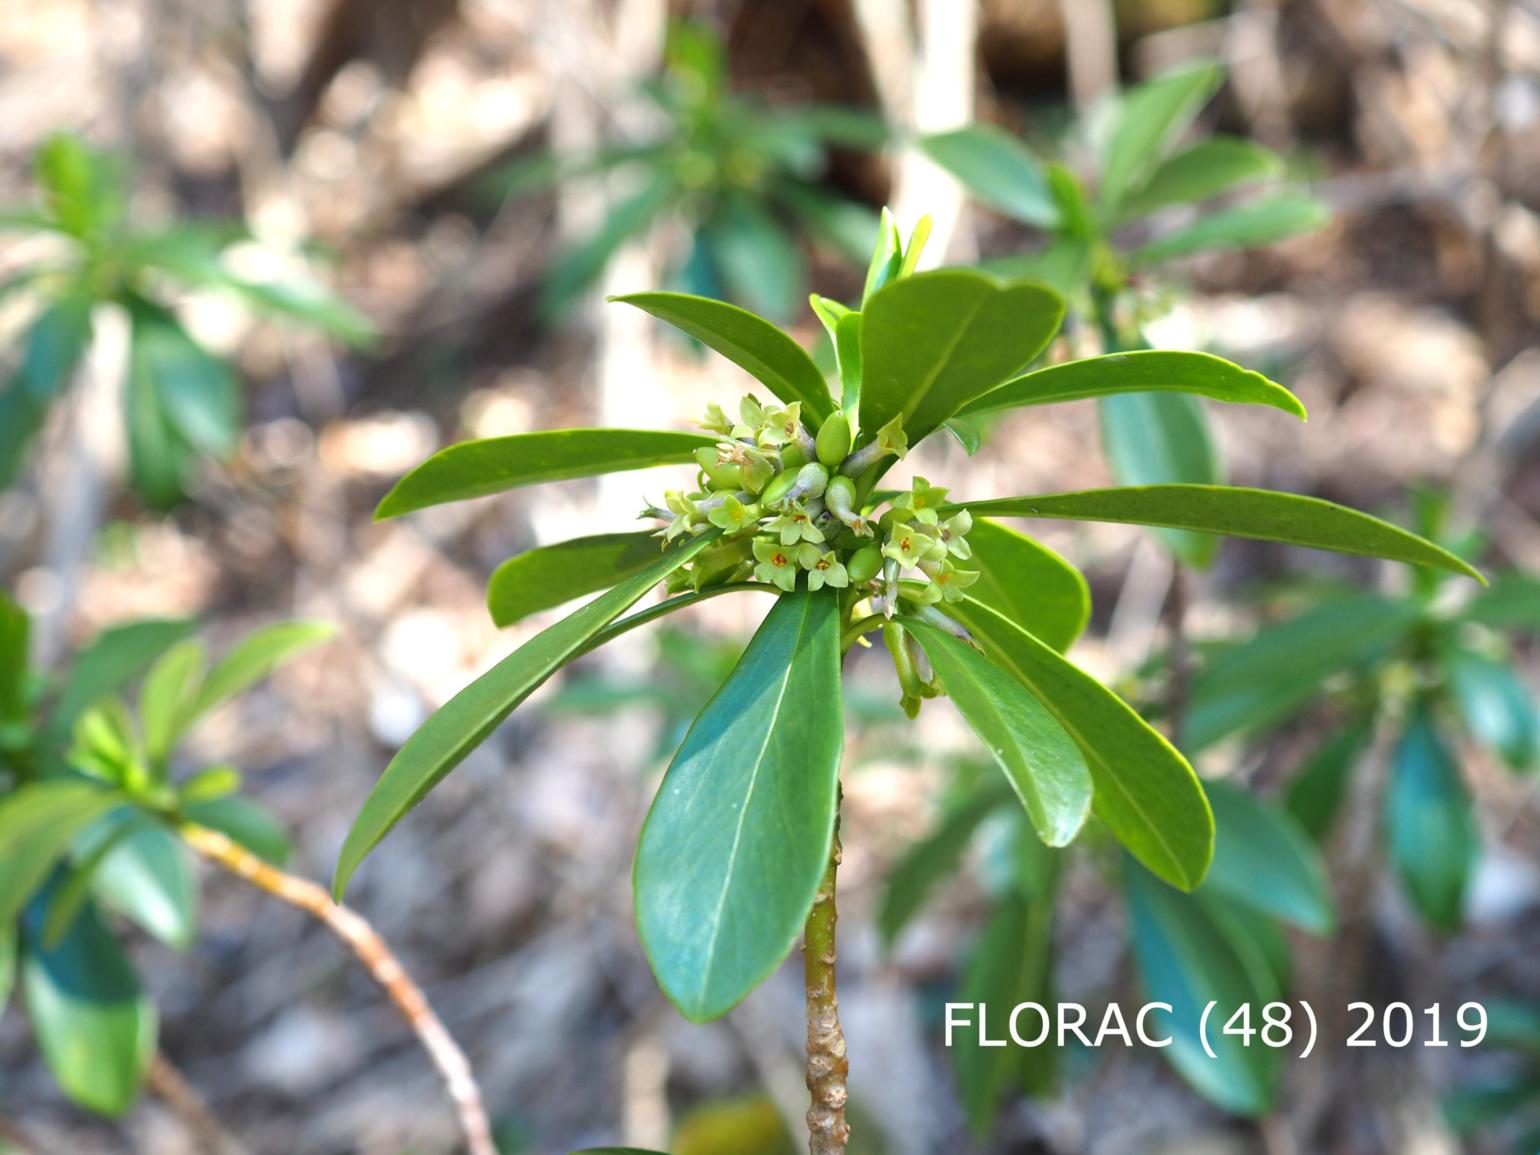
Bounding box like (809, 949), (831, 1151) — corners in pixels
(649, 397), (978, 612)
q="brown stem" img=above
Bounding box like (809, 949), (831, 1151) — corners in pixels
(145, 1052), (250, 1155)
(803, 804), (849, 1155)
(178, 823), (497, 1155)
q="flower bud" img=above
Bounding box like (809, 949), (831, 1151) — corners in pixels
(824, 474), (872, 536)
(815, 412), (852, 468)
(790, 462), (829, 503)
(847, 545), (882, 584)
(760, 466), (800, 508)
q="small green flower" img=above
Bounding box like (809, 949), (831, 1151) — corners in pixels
(892, 476), (949, 526)
(752, 537), (801, 592)
(699, 402), (733, 436)
(766, 502), (824, 546)
(920, 559), (980, 602)
(706, 493), (761, 533)
(756, 401), (802, 448)
(717, 440), (776, 491)
(798, 545), (849, 591)
(874, 414), (909, 459)
(733, 395), (766, 439)
(938, 510), (972, 559)
(882, 525), (937, 569)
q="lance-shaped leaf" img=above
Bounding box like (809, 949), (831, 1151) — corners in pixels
(703, 195), (806, 323)
(1124, 860), (1282, 1117)
(960, 350), (1306, 420)
(128, 301), (239, 459)
(1200, 782), (1334, 933)
(613, 292), (834, 424)
(878, 786), (1007, 946)
(88, 817), (198, 950)
(1285, 717), (1373, 843)
(1134, 195), (1329, 265)
(488, 532), (664, 628)
(1450, 650), (1540, 772)
(918, 125), (1059, 228)
(190, 620), (334, 722)
(962, 520), (1089, 653)
(1187, 594), (1421, 751)
(47, 617), (197, 743)
(1101, 60), (1224, 213)
(0, 590), (28, 722)
(541, 171), (675, 318)
(1464, 573), (1540, 631)
(859, 270), (1064, 445)
(335, 534), (719, 896)
(906, 621), (1091, 848)
(1102, 392), (1220, 567)
(375, 429), (717, 519)
(1387, 707), (1477, 932)
(635, 589), (842, 1022)
(0, 782), (123, 927)
(944, 599), (1213, 889)
(22, 893), (157, 1116)
(1117, 136), (1283, 220)
(953, 486), (1484, 582)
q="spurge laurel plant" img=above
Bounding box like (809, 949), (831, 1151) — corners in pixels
(333, 217), (1479, 1153)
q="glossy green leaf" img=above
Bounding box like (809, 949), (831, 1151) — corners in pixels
(943, 599), (1213, 889)
(906, 621), (1091, 847)
(138, 639), (205, 763)
(0, 590), (28, 722)
(962, 350), (1306, 420)
(704, 195), (805, 322)
(335, 533), (719, 897)
(541, 171), (675, 318)
(1451, 650), (1539, 771)
(833, 309), (862, 414)
(1387, 708), (1477, 932)
(1102, 392), (1220, 566)
(859, 270), (1064, 445)
(0, 782), (122, 927)
(1134, 195), (1329, 265)
(960, 520), (1090, 653)
(0, 294), (94, 488)
(635, 589), (842, 1022)
(957, 485), (1485, 583)
(191, 621), (333, 723)
(36, 134), (123, 238)
(48, 618), (197, 742)
(1101, 61), (1224, 212)
(1118, 136), (1282, 220)
(182, 796), (291, 866)
(942, 415), (981, 455)
(1201, 782), (1333, 933)
(1285, 716), (1373, 842)
(90, 818), (198, 950)
(613, 292), (834, 424)
(1464, 574), (1540, 631)
(918, 125), (1058, 228)
(128, 301), (239, 459)
(376, 429), (716, 519)
(953, 884), (1059, 1135)
(22, 893), (156, 1116)
(124, 339), (193, 507)
(489, 532), (663, 627)
(878, 787), (1006, 946)
(1187, 594), (1420, 750)
(1125, 859), (1281, 1117)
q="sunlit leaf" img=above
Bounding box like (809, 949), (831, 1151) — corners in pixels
(1100, 61), (1224, 212)
(1118, 136), (1282, 220)
(489, 532), (664, 627)
(918, 125), (1059, 228)
(1134, 195), (1329, 265)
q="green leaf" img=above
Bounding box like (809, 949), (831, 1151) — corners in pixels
(943, 599), (1213, 889)
(1124, 859), (1281, 1117)
(774, 181), (883, 266)
(182, 796), (290, 865)
(980, 239), (1093, 298)
(0, 925), (14, 1015)
(906, 621), (1091, 848)
(1101, 393), (1220, 566)
(40, 809), (147, 949)
(942, 415), (981, 455)
(1465, 574), (1540, 631)
(541, 171), (675, 318)
(1285, 716), (1373, 842)
(878, 787), (1006, 946)
(488, 532), (664, 628)
(0, 294), (94, 488)
(191, 621), (334, 722)
(1100, 61), (1224, 213)
(859, 270), (1064, 445)
(1134, 195), (1329, 265)
(962, 350), (1306, 420)
(89, 817), (198, 950)
(1201, 782), (1334, 933)
(918, 125), (1059, 228)
(1118, 137), (1283, 220)
(0, 590), (29, 722)
(22, 892), (156, 1116)
(1387, 707), (1477, 932)
(1450, 650), (1539, 772)
(956, 485), (1485, 583)
(635, 589), (842, 1021)
(376, 429), (717, 519)
(335, 533), (720, 897)
(124, 340), (194, 507)
(138, 639), (206, 763)
(0, 781), (123, 927)
(1187, 594), (1420, 750)
(772, 104), (889, 150)
(35, 134), (123, 238)
(127, 300), (240, 459)
(48, 618), (197, 742)
(952, 884), (1059, 1135)
(613, 292), (834, 425)
(961, 520), (1090, 653)
(704, 195), (805, 322)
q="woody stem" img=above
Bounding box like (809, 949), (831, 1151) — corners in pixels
(803, 800), (849, 1155)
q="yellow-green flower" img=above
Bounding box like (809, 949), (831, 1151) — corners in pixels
(752, 537), (800, 592)
(799, 545), (849, 591)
